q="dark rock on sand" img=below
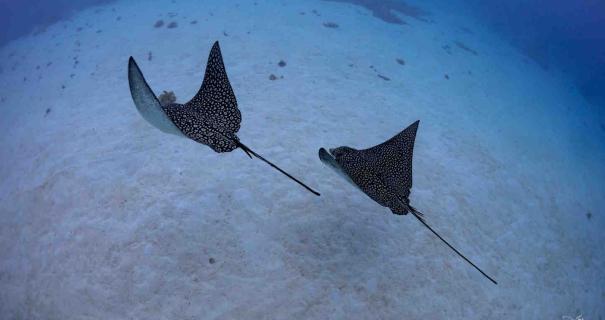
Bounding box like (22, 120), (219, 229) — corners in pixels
(323, 0), (429, 24)
(455, 41), (478, 55)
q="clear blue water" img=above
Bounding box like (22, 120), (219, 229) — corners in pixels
(0, 0), (603, 319)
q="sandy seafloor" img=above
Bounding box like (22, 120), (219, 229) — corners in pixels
(0, 0), (604, 319)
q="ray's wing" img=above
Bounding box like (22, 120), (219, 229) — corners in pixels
(361, 120), (419, 199)
(128, 57), (185, 137)
(186, 41), (242, 133)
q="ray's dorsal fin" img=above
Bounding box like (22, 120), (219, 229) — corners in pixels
(363, 120), (419, 199)
(128, 57), (185, 137)
(186, 41), (242, 134)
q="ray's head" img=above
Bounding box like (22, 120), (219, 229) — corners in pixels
(329, 146), (356, 159)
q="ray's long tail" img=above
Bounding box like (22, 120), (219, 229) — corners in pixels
(236, 141), (321, 196)
(408, 206), (498, 285)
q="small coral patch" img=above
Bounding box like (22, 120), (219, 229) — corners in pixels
(159, 91), (177, 106)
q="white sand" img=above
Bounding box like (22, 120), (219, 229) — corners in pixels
(0, 0), (603, 319)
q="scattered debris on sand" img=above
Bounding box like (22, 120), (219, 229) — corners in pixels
(455, 41), (478, 55)
(154, 20), (164, 28)
(269, 74), (278, 80)
(378, 74), (390, 81)
(167, 21), (178, 28)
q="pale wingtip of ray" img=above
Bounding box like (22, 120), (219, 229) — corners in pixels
(127, 55), (185, 137)
(128, 56), (137, 69)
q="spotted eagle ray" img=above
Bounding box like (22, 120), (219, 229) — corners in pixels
(128, 41), (320, 196)
(319, 120), (497, 284)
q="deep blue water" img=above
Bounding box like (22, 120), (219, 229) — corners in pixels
(2, 0), (602, 107)
(465, 0), (605, 108)
(0, 0), (114, 44)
